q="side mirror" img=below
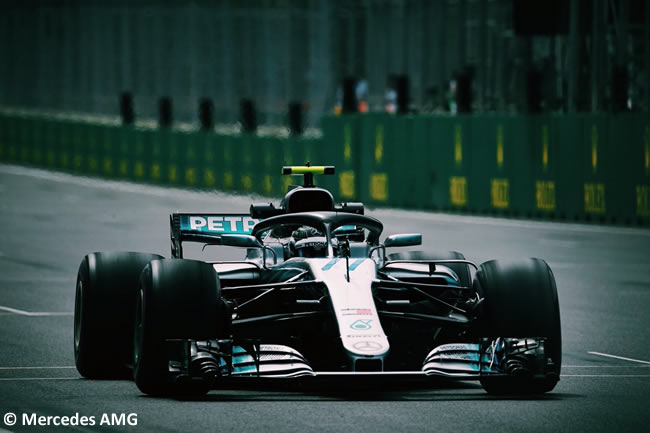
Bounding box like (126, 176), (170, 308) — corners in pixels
(220, 234), (262, 248)
(384, 233), (422, 248)
(250, 202), (282, 219)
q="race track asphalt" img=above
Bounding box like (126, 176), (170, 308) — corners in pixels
(1, 164), (649, 433)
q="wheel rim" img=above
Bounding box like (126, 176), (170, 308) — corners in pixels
(73, 279), (83, 353)
(133, 287), (144, 366)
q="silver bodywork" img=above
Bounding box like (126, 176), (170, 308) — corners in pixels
(166, 211), (551, 383)
(164, 257), (548, 382)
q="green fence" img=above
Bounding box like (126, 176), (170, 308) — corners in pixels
(352, 113), (649, 225)
(0, 114), (328, 197)
(0, 112), (648, 225)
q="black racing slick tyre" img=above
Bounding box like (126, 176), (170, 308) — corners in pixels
(74, 252), (163, 379)
(133, 259), (229, 397)
(387, 250), (472, 288)
(475, 258), (561, 395)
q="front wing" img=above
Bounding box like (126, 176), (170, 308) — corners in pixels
(165, 337), (554, 384)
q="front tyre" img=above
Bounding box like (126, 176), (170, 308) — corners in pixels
(133, 259), (228, 396)
(74, 252), (163, 379)
(476, 258), (561, 395)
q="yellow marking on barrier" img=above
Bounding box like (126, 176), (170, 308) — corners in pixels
(151, 163), (161, 180)
(375, 124), (384, 164)
(344, 124), (352, 163)
(61, 153), (69, 168)
(584, 183), (606, 214)
(454, 124), (463, 166)
(370, 173), (388, 202)
(224, 171), (233, 189)
(637, 185), (650, 216)
(241, 175), (253, 191)
(133, 162), (143, 178)
(490, 178), (509, 209)
(644, 126), (650, 176)
(542, 125), (549, 171)
(591, 125), (598, 173)
(204, 169), (216, 187)
(74, 155), (82, 170)
(168, 165), (177, 183)
(264, 175), (272, 194)
(8, 146), (16, 160)
(185, 168), (196, 185)
(88, 157), (98, 173)
(339, 170), (355, 199)
(282, 176), (292, 193)
(449, 176), (467, 206)
(103, 158), (112, 175)
(47, 151), (55, 166)
(119, 160), (128, 177)
(33, 149), (42, 163)
(535, 180), (556, 211)
(496, 125), (504, 168)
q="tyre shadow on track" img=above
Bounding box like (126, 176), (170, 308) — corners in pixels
(166, 392), (577, 403)
(149, 380), (579, 402)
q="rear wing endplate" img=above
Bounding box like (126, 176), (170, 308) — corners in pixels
(170, 213), (262, 258)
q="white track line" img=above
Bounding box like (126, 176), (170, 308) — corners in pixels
(563, 365), (650, 368)
(0, 377), (78, 381)
(374, 207), (650, 237)
(561, 374), (650, 378)
(588, 351), (650, 365)
(0, 366), (75, 370)
(0, 305), (72, 317)
(0, 163), (262, 204)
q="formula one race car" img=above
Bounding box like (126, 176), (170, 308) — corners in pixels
(74, 165), (561, 396)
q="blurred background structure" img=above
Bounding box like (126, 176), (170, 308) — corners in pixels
(1, 0), (648, 129)
(0, 1), (649, 225)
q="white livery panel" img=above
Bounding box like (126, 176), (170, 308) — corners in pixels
(309, 258), (389, 358)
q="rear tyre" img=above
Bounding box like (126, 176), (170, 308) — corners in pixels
(475, 258), (561, 395)
(133, 259), (229, 396)
(74, 252), (163, 379)
(387, 250), (472, 288)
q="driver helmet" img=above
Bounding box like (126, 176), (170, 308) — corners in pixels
(291, 227), (327, 257)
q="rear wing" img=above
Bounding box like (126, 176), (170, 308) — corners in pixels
(170, 213), (262, 258)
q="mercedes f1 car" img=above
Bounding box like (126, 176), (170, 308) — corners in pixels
(74, 165), (561, 396)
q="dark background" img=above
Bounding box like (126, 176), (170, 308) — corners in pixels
(1, 0), (648, 129)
